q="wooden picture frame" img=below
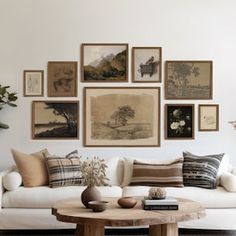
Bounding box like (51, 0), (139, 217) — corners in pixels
(132, 47), (162, 83)
(47, 61), (77, 97)
(23, 70), (44, 97)
(32, 101), (79, 139)
(199, 104), (219, 131)
(165, 61), (213, 99)
(165, 104), (194, 139)
(84, 87), (160, 147)
(81, 43), (128, 82)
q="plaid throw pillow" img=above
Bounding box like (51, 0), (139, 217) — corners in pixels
(129, 158), (184, 187)
(183, 151), (223, 189)
(45, 150), (83, 188)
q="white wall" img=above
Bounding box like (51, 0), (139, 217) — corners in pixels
(1, 0), (236, 170)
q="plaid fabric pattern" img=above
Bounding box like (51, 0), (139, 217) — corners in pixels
(129, 158), (184, 187)
(45, 151), (83, 188)
(183, 151), (223, 189)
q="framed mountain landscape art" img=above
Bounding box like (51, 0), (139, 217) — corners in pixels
(81, 44), (128, 82)
(165, 61), (213, 99)
(84, 87), (160, 147)
(132, 47), (162, 83)
(32, 101), (79, 139)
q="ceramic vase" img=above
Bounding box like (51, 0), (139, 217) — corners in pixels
(81, 186), (101, 208)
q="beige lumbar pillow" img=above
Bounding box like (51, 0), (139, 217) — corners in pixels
(11, 149), (49, 187)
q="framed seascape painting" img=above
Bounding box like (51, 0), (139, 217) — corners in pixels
(132, 47), (162, 83)
(47, 61), (77, 97)
(32, 101), (79, 139)
(165, 104), (194, 139)
(199, 104), (219, 131)
(81, 44), (128, 82)
(165, 61), (213, 99)
(84, 87), (160, 147)
(23, 70), (44, 96)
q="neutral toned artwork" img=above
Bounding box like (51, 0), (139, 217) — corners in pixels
(165, 104), (194, 139)
(32, 101), (79, 139)
(23, 70), (44, 96)
(81, 44), (128, 82)
(84, 87), (160, 147)
(199, 104), (219, 131)
(165, 61), (212, 99)
(132, 47), (162, 83)
(47, 61), (77, 97)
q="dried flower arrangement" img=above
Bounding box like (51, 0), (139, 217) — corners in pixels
(79, 156), (109, 187)
(148, 187), (166, 199)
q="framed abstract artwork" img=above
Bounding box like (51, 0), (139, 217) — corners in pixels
(81, 44), (128, 82)
(84, 87), (160, 147)
(132, 47), (162, 83)
(23, 70), (44, 97)
(47, 61), (77, 97)
(199, 104), (219, 131)
(165, 104), (194, 139)
(165, 61), (213, 99)
(32, 101), (79, 139)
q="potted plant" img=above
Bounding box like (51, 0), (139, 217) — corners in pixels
(0, 85), (18, 129)
(79, 156), (109, 208)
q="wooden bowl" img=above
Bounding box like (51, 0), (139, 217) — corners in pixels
(88, 201), (109, 212)
(117, 197), (137, 208)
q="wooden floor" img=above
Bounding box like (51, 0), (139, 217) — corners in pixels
(0, 229), (236, 236)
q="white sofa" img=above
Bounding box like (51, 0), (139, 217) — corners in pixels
(1, 156), (236, 230)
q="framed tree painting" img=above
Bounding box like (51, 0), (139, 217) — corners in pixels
(32, 101), (79, 139)
(165, 104), (194, 139)
(47, 61), (77, 97)
(165, 61), (213, 99)
(84, 87), (160, 147)
(199, 104), (219, 131)
(132, 47), (162, 83)
(23, 70), (44, 96)
(81, 44), (128, 82)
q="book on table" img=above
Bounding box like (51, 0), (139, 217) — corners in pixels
(142, 204), (178, 210)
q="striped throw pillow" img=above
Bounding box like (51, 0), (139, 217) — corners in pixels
(129, 158), (184, 187)
(45, 150), (83, 188)
(183, 151), (223, 189)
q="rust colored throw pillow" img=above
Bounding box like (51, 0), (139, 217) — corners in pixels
(129, 158), (184, 187)
(11, 148), (49, 187)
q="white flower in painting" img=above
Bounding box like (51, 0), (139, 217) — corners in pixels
(173, 109), (181, 118)
(179, 120), (185, 126)
(186, 115), (190, 120)
(170, 122), (180, 130)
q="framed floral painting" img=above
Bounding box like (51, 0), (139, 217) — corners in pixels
(165, 104), (194, 139)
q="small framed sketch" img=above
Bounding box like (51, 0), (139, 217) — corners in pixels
(84, 87), (160, 147)
(165, 104), (194, 139)
(47, 61), (77, 97)
(165, 61), (213, 99)
(23, 70), (44, 96)
(199, 104), (219, 131)
(132, 47), (162, 83)
(81, 43), (128, 82)
(32, 101), (79, 139)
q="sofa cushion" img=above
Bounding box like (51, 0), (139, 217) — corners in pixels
(3, 171), (22, 191)
(122, 186), (236, 208)
(2, 186), (122, 208)
(129, 158), (183, 187)
(183, 151), (223, 189)
(11, 149), (49, 187)
(220, 172), (236, 192)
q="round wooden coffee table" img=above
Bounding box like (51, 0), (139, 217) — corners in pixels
(52, 197), (205, 236)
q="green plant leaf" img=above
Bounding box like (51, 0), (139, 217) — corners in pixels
(0, 122), (9, 129)
(7, 102), (17, 107)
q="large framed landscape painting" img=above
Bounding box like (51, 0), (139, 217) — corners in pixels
(165, 104), (194, 140)
(47, 61), (77, 97)
(165, 61), (212, 99)
(81, 44), (128, 82)
(32, 101), (79, 139)
(84, 87), (160, 147)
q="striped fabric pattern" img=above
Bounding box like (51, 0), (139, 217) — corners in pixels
(183, 152), (223, 189)
(129, 158), (184, 187)
(45, 151), (83, 188)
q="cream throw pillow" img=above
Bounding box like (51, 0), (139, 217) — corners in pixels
(11, 149), (49, 187)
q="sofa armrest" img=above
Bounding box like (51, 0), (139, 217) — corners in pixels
(220, 172), (236, 192)
(0, 167), (15, 209)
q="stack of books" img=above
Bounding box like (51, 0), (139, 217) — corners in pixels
(142, 196), (179, 210)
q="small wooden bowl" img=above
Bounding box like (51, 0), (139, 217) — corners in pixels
(88, 201), (109, 212)
(117, 197), (137, 208)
